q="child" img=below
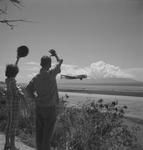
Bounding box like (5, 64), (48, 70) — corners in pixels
(4, 64), (24, 150)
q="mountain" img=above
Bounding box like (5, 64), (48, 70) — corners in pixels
(87, 78), (143, 85)
(57, 77), (143, 86)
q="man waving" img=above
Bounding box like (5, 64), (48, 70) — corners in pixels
(26, 49), (63, 150)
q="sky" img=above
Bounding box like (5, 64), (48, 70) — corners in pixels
(0, 0), (143, 82)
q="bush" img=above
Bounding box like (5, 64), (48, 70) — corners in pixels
(52, 99), (141, 150)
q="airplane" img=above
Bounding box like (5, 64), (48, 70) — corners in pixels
(61, 74), (87, 80)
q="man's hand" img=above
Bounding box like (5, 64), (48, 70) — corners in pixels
(49, 49), (63, 64)
(49, 49), (57, 56)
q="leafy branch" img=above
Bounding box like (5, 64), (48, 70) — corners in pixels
(0, 0), (31, 29)
(9, 0), (23, 8)
(0, 19), (33, 29)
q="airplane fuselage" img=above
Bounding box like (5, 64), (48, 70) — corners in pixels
(61, 74), (87, 80)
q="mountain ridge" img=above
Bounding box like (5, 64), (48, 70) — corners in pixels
(58, 77), (143, 86)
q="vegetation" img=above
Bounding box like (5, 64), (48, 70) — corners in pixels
(0, 0), (29, 29)
(0, 88), (142, 150)
(52, 98), (141, 150)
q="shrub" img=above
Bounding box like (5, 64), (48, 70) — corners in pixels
(52, 99), (141, 150)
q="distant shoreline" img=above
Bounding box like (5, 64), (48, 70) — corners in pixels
(59, 88), (143, 97)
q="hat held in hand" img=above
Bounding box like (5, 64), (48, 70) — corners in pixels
(17, 45), (29, 58)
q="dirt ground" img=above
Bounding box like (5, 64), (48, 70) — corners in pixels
(0, 133), (35, 150)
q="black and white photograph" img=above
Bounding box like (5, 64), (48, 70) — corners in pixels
(0, 0), (143, 150)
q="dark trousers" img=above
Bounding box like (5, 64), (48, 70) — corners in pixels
(36, 106), (56, 150)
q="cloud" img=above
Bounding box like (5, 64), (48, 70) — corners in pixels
(24, 61), (40, 73)
(24, 66), (40, 71)
(25, 61), (39, 66)
(61, 64), (87, 75)
(26, 61), (131, 80)
(61, 61), (133, 79)
(17, 60), (143, 82)
(89, 61), (133, 79)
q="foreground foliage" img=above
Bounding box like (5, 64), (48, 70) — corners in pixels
(0, 89), (142, 150)
(52, 98), (141, 150)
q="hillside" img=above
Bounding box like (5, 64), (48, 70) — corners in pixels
(57, 77), (143, 86)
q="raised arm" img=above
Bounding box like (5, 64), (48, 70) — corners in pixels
(49, 49), (63, 74)
(54, 53), (63, 66)
(49, 49), (63, 64)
